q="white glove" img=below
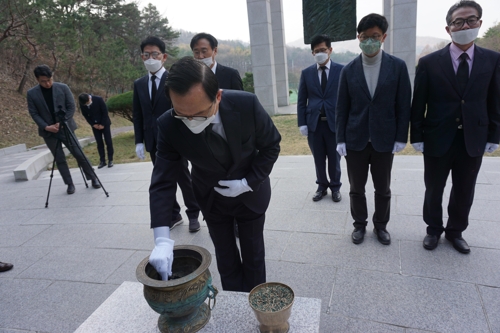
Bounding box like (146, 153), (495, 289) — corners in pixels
(392, 141), (406, 154)
(485, 142), (499, 153)
(336, 143), (347, 157)
(412, 142), (424, 152)
(214, 178), (253, 197)
(135, 143), (145, 160)
(149, 235), (175, 280)
(299, 125), (308, 137)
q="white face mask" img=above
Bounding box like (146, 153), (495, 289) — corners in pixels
(86, 101), (92, 107)
(314, 52), (329, 65)
(181, 115), (216, 134)
(198, 57), (214, 67)
(451, 27), (480, 45)
(144, 58), (163, 73)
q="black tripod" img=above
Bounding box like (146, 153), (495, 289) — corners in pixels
(45, 106), (109, 208)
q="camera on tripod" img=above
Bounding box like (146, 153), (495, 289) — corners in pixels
(56, 105), (67, 122)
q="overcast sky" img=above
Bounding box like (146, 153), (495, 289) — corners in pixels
(140, 0), (499, 44)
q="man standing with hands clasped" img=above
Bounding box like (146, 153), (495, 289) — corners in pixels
(297, 34), (343, 203)
(411, 0), (500, 254)
(133, 36), (201, 232)
(336, 13), (411, 245)
(148, 57), (281, 292)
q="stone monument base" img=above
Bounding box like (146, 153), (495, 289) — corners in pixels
(74, 281), (321, 333)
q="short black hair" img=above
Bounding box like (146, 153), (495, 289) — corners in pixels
(140, 36), (166, 54)
(310, 35), (331, 51)
(78, 93), (90, 105)
(446, 0), (482, 25)
(357, 13), (389, 34)
(165, 57), (219, 102)
(33, 65), (52, 78)
(190, 33), (218, 50)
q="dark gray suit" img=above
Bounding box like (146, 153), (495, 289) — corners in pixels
(336, 51), (411, 229)
(27, 82), (95, 184)
(214, 63), (243, 90)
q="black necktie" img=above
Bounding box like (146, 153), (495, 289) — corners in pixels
(204, 124), (232, 170)
(457, 53), (469, 94)
(151, 75), (157, 104)
(320, 66), (327, 93)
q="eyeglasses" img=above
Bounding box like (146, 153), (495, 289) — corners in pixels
(141, 52), (163, 60)
(450, 16), (480, 29)
(312, 48), (328, 55)
(173, 102), (215, 121)
(358, 34), (383, 42)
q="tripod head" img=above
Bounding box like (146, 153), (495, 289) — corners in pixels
(55, 105), (67, 122)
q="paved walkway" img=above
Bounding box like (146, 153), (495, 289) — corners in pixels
(1, 152), (499, 332)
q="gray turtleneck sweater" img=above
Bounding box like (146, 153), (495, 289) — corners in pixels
(362, 50), (383, 98)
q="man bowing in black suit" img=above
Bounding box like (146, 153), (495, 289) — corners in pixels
(133, 36), (201, 232)
(148, 57), (281, 292)
(411, 0), (500, 254)
(78, 93), (114, 168)
(190, 33), (243, 91)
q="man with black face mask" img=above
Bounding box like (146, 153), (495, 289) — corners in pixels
(411, 0), (500, 254)
(133, 36), (201, 232)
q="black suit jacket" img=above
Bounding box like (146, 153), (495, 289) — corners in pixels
(27, 82), (77, 137)
(411, 44), (500, 157)
(149, 90), (281, 228)
(297, 60), (343, 133)
(336, 52), (412, 152)
(80, 95), (111, 127)
(215, 63), (243, 90)
(133, 70), (172, 152)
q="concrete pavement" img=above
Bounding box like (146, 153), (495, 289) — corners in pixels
(1, 154), (500, 332)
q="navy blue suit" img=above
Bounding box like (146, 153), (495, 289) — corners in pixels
(297, 59), (343, 192)
(80, 95), (113, 163)
(133, 69), (200, 223)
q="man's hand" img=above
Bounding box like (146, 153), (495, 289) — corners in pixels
(135, 143), (145, 160)
(45, 124), (59, 133)
(392, 142), (406, 154)
(412, 142), (424, 152)
(149, 237), (175, 280)
(214, 178), (253, 197)
(485, 143), (499, 153)
(93, 124), (100, 129)
(299, 125), (308, 137)
(336, 143), (347, 157)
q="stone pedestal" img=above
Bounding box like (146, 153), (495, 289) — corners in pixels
(74, 281), (321, 333)
(383, 0), (417, 86)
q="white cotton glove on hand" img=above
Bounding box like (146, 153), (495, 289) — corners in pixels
(412, 142), (424, 153)
(336, 143), (347, 157)
(392, 141), (406, 154)
(214, 178), (253, 197)
(135, 143), (145, 160)
(299, 125), (308, 137)
(149, 236), (175, 280)
(485, 143), (499, 153)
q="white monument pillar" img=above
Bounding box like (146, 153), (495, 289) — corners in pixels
(247, 0), (278, 115)
(270, 0), (289, 107)
(383, 0), (417, 86)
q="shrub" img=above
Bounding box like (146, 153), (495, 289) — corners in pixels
(106, 91), (133, 122)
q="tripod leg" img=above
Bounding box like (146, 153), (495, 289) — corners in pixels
(79, 163), (88, 188)
(45, 139), (62, 208)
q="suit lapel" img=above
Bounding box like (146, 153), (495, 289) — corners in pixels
(218, 97), (241, 174)
(353, 55), (372, 99)
(33, 86), (50, 115)
(437, 44), (461, 96)
(464, 45), (485, 96)
(372, 52), (391, 100)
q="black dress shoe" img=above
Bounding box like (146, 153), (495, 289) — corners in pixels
(312, 190), (327, 202)
(170, 215), (183, 230)
(67, 183), (75, 194)
(374, 228), (391, 245)
(91, 178), (101, 189)
(0, 261), (13, 272)
(332, 191), (342, 202)
(97, 161), (106, 169)
(445, 235), (470, 254)
(108, 161), (114, 168)
(423, 234), (440, 250)
(352, 227), (366, 244)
